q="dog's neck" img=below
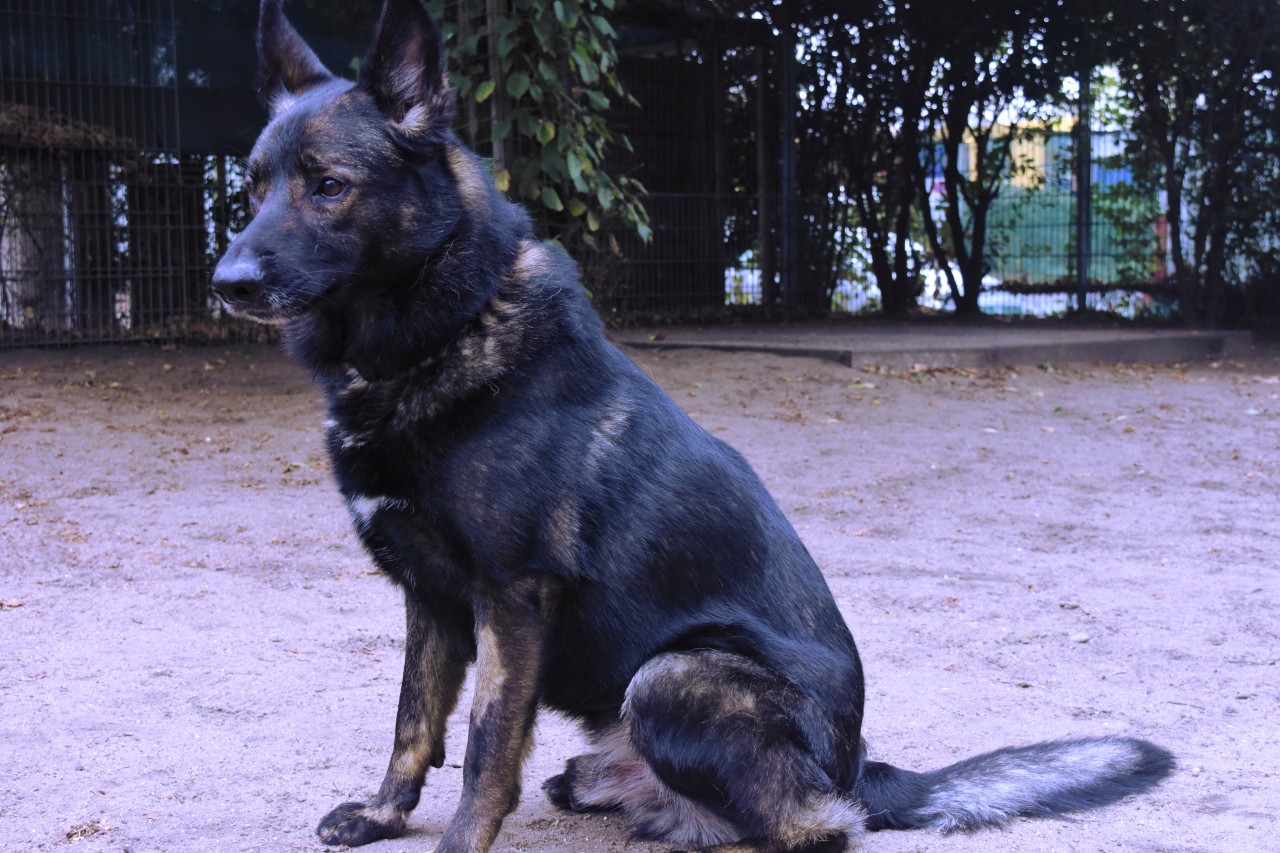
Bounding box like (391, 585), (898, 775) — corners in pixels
(323, 240), (587, 421)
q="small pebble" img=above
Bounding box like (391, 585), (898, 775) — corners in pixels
(1070, 632), (1091, 644)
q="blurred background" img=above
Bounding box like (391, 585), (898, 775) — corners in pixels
(2, 0), (1277, 347)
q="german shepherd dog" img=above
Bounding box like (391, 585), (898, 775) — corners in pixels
(212, 1), (1173, 850)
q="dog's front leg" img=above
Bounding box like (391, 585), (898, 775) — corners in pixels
(435, 578), (552, 853)
(318, 592), (471, 846)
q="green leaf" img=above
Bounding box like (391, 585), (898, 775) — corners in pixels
(586, 209), (601, 231)
(541, 186), (565, 211)
(592, 15), (617, 39)
(572, 48), (599, 84)
(507, 72), (530, 99)
(536, 121), (556, 145)
(475, 80), (496, 102)
(494, 168), (510, 193)
(567, 198), (587, 217)
(635, 222), (653, 243)
(596, 185), (615, 210)
(554, 0), (580, 27)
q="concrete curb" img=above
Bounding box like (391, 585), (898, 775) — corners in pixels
(613, 331), (1255, 370)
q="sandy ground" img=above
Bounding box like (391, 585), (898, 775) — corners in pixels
(1, 338), (1278, 853)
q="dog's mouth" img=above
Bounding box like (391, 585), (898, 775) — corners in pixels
(210, 289), (295, 326)
(210, 269), (332, 326)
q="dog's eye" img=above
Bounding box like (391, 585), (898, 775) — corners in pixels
(316, 177), (346, 198)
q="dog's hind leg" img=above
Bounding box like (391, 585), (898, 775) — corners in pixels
(548, 651), (864, 853)
(318, 592), (471, 846)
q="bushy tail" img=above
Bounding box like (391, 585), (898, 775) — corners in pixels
(856, 737), (1174, 833)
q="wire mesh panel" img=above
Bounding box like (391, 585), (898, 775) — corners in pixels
(0, 0), (237, 346)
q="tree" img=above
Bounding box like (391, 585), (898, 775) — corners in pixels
(915, 1), (1082, 315)
(766, 0), (933, 314)
(1114, 0), (1280, 326)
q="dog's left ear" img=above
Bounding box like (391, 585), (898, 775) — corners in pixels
(257, 0), (335, 118)
(360, 0), (456, 142)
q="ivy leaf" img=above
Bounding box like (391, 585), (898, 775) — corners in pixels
(554, 0), (580, 28)
(592, 15), (617, 39)
(541, 186), (565, 212)
(507, 72), (530, 99)
(429, 0), (647, 261)
(572, 47), (599, 84)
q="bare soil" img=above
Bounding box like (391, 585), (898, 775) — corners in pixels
(1, 339), (1277, 853)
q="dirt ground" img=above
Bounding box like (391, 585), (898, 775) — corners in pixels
(2, 337), (1277, 853)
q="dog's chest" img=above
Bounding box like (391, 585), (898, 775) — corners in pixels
(319, 376), (535, 590)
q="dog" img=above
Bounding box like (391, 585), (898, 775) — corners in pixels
(211, 1), (1174, 850)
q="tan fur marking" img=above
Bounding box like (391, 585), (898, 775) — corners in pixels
(447, 144), (491, 214)
(510, 240), (557, 286)
(473, 622), (508, 718)
(772, 792), (865, 847)
(547, 495), (580, 570)
(588, 400), (631, 464)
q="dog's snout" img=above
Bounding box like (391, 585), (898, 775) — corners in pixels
(210, 256), (264, 307)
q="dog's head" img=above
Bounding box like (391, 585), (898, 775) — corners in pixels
(211, 0), (461, 327)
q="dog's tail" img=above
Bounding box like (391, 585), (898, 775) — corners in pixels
(855, 736), (1174, 832)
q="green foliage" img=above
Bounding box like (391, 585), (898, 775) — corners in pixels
(1111, 0), (1280, 325)
(427, 0), (649, 257)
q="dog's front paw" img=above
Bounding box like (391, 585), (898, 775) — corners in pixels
(317, 800), (405, 846)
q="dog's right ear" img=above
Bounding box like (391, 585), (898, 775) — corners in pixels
(359, 0), (456, 145)
(257, 0), (334, 118)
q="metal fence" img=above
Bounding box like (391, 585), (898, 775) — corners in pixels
(1, 5), (1175, 349)
(0, 0), (261, 348)
(603, 130), (1172, 320)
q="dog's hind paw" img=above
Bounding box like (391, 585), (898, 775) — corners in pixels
(317, 800), (406, 846)
(542, 772), (576, 811)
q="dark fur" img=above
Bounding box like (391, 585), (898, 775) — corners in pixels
(212, 2), (1174, 850)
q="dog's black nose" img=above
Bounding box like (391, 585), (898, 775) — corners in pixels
(210, 257), (264, 307)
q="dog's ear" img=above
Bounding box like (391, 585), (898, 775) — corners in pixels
(360, 0), (456, 142)
(257, 0), (334, 118)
